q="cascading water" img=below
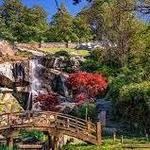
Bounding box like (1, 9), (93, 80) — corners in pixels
(27, 58), (45, 111)
(53, 57), (60, 69)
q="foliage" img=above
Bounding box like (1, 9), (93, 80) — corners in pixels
(46, 3), (93, 42)
(0, 0), (48, 42)
(116, 82), (150, 132)
(0, 1), (93, 43)
(47, 4), (75, 42)
(0, 145), (18, 150)
(74, 93), (88, 104)
(81, 59), (100, 72)
(54, 50), (70, 58)
(70, 103), (97, 121)
(20, 130), (46, 142)
(81, 58), (118, 77)
(72, 16), (93, 42)
(67, 72), (108, 102)
(36, 92), (59, 111)
(120, 82), (150, 102)
(79, 0), (147, 67)
(15, 50), (33, 58)
(127, 48), (150, 81)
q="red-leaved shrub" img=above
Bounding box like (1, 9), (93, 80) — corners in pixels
(36, 92), (59, 111)
(74, 92), (88, 104)
(67, 72), (108, 103)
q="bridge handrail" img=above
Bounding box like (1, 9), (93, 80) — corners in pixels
(0, 111), (96, 131)
(0, 111), (95, 126)
(0, 111), (101, 145)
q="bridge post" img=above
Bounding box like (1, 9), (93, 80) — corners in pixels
(87, 121), (90, 136)
(47, 134), (52, 149)
(6, 135), (13, 150)
(52, 135), (60, 150)
(96, 121), (102, 145)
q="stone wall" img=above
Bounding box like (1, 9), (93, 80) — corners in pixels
(16, 42), (78, 50)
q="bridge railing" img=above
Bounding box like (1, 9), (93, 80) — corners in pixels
(0, 111), (101, 144)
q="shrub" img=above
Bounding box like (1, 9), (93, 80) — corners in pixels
(21, 130), (46, 143)
(81, 59), (100, 72)
(54, 50), (70, 58)
(119, 81), (150, 102)
(74, 92), (88, 104)
(96, 65), (119, 77)
(67, 72), (108, 102)
(107, 74), (129, 102)
(36, 92), (59, 111)
(91, 48), (122, 69)
(70, 103), (97, 121)
(116, 81), (150, 132)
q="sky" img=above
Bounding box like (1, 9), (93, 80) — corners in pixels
(22, 0), (88, 20)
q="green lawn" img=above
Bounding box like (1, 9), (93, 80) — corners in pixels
(40, 48), (90, 57)
(62, 137), (150, 150)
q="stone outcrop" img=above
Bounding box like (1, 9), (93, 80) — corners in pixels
(44, 52), (85, 72)
(0, 61), (29, 83)
(0, 40), (15, 56)
(0, 93), (23, 113)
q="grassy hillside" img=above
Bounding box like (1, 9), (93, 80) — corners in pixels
(40, 48), (90, 57)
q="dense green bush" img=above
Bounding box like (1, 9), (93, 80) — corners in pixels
(116, 82), (150, 132)
(20, 130), (46, 142)
(108, 75), (129, 102)
(81, 59), (100, 72)
(91, 48), (122, 68)
(70, 103), (97, 121)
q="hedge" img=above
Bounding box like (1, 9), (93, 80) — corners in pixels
(116, 81), (150, 133)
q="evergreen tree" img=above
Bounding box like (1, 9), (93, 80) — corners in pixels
(47, 3), (76, 42)
(73, 16), (93, 42)
(0, 0), (48, 42)
(46, 3), (93, 42)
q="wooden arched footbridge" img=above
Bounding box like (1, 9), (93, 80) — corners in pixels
(0, 111), (101, 149)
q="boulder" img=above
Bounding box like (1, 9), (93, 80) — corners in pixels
(0, 93), (23, 113)
(0, 40), (15, 56)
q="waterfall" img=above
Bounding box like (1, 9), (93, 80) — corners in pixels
(60, 74), (69, 97)
(27, 58), (45, 111)
(53, 57), (60, 69)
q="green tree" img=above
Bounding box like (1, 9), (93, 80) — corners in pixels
(80, 0), (147, 67)
(0, 0), (24, 42)
(47, 4), (76, 42)
(0, 0), (48, 42)
(17, 6), (48, 42)
(73, 16), (93, 42)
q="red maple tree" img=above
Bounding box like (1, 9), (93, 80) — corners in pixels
(74, 92), (88, 104)
(67, 72), (108, 103)
(36, 92), (59, 111)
